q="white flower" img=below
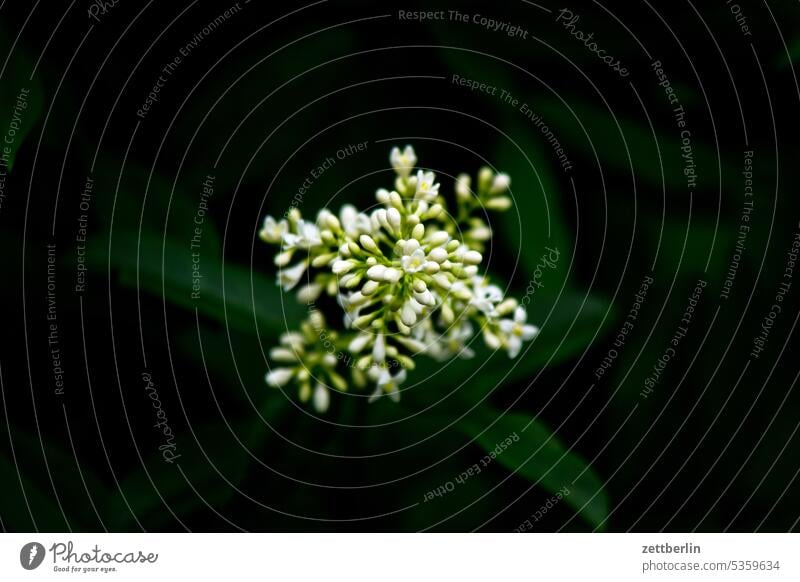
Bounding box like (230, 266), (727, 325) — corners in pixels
(259, 146), (537, 413)
(340, 204), (372, 237)
(260, 216), (288, 243)
(499, 307), (539, 358)
(471, 277), (503, 315)
(278, 261), (307, 290)
(414, 170), (440, 202)
(443, 321), (475, 360)
(390, 145), (417, 178)
(369, 368), (407, 403)
(401, 248), (427, 274)
(283, 220), (322, 249)
(265, 368), (294, 387)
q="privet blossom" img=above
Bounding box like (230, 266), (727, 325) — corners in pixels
(260, 146), (538, 412)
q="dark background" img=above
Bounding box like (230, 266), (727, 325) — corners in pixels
(1, 0), (799, 531)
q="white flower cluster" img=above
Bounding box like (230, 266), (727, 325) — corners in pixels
(261, 146), (538, 412)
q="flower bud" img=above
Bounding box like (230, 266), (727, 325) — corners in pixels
(359, 234), (381, 254)
(463, 250), (483, 265)
(486, 196), (512, 211)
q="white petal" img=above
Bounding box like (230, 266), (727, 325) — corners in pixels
(296, 283), (323, 303)
(348, 333), (371, 353)
(521, 325), (539, 340)
(499, 319), (515, 334)
(483, 331), (502, 350)
(387, 208), (402, 230)
(332, 259), (355, 274)
(368, 383), (383, 403)
(366, 265), (386, 280)
(265, 368), (294, 387)
(395, 336), (426, 352)
(403, 238), (420, 255)
(279, 262), (307, 290)
(401, 303), (418, 326)
(340, 204), (358, 229)
(427, 231), (449, 247)
(507, 336), (522, 358)
(414, 289), (435, 306)
(313, 383), (330, 413)
(463, 250), (483, 265)
(383, 267), (402, 283)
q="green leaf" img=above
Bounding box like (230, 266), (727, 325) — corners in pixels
(459, 408), (609, 529)
(90, 232), (303, 336)
(0, 25), (44, 171)
(495, 119), (572, 295)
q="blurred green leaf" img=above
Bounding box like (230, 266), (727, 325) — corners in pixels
(535, 97), (736, 192)
(495, 119), (572, 295)
(90, 232), (303, 336)
(778, 37), (800, 68)
(8, 431), (108, 530)
(0, 26), (44, 171)
(105, 421), (265, 529)
(460, 407), (609, 529)
(91, 160), (223, 254)
(0, 454), (66, 530)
